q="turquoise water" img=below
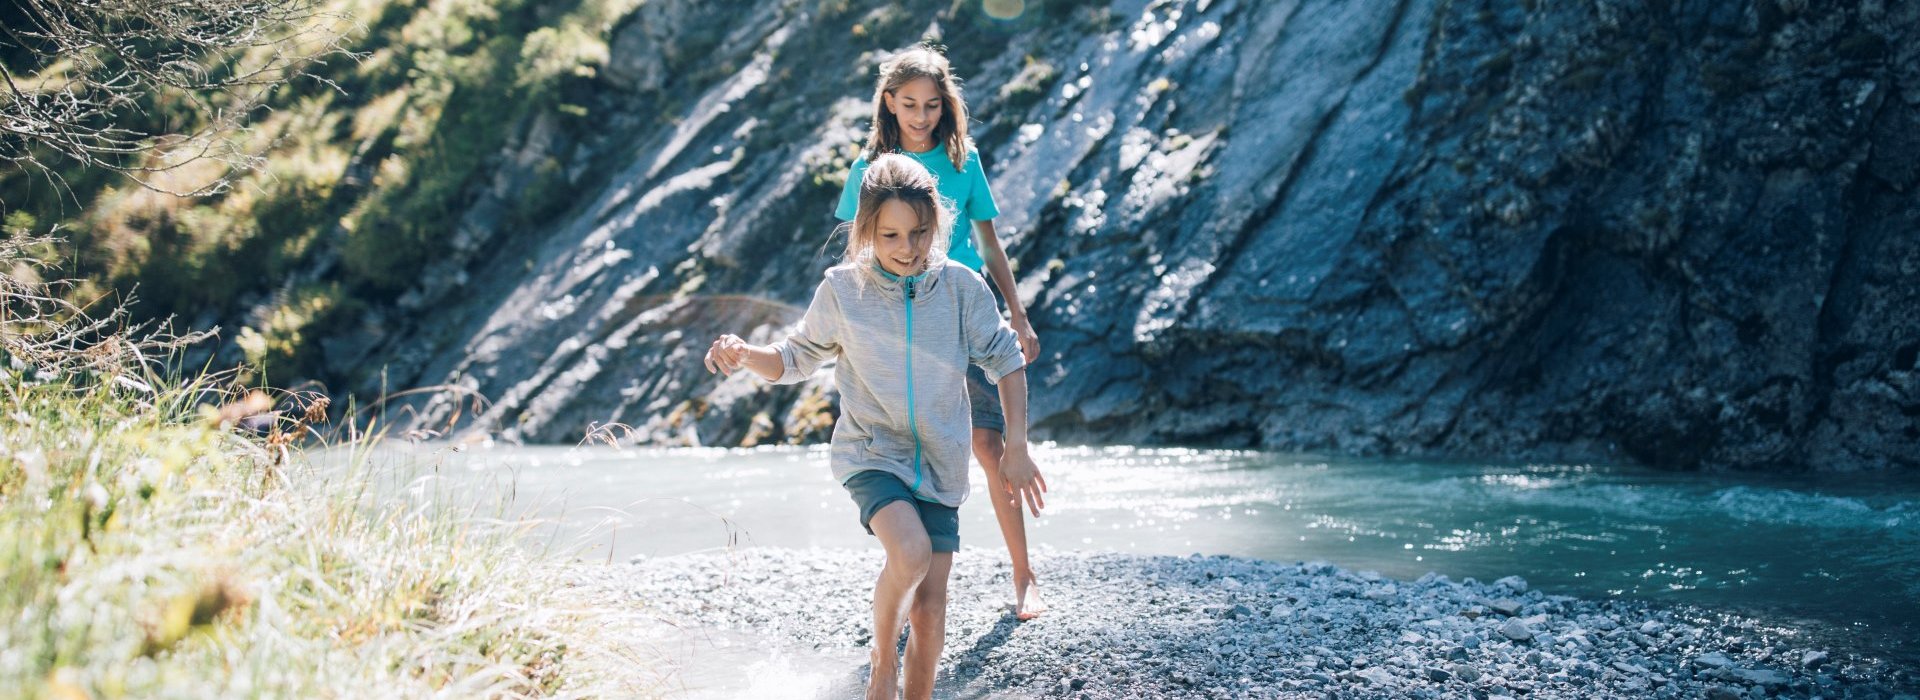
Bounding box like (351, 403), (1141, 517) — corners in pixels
(356, 443), (1920, 667)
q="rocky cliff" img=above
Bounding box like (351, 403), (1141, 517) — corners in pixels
(335, 0), (1919, 470)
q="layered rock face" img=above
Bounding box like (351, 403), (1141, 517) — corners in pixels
(347, 0), (1918, 470)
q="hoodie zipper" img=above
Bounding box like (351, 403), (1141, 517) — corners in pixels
(904, 275), (923, 494)
(876, 263), (927, 494)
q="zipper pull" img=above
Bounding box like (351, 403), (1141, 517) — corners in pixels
(906, 278), (916, 300)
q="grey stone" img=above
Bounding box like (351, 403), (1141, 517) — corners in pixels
(1694, 652), (1736, 670)
(1729, 668), (1790, 686)
(1356, 667), (1396, 686)
(1500, 620), (1535, 642)
(347, 0), (1920, 479)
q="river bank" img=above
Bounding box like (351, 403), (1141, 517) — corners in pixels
(575, 547), (1918, 699)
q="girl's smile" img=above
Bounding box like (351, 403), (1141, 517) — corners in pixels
(873, 198), (932, 277)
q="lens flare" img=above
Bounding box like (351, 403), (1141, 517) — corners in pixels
(983, 0), (1025, 21)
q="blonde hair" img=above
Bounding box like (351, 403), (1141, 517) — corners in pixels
(864, 46), (971, 172)
(840, 153), (953, 274)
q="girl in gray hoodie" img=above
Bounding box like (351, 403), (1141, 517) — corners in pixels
(702, 153), (1045, 700)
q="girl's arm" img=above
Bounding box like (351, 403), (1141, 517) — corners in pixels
(994, 367), (1046, 516)
(705, 279), (842, 383)
(704, 335), (785, 381)
(973, 219), (1041, 364)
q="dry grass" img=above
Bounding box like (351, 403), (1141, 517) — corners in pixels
(1, 242), (662, 698)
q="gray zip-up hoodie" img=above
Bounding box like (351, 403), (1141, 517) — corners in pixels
(771, 260), (1026, 507)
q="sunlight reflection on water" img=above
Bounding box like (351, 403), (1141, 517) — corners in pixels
(336, 442), (1920, 666)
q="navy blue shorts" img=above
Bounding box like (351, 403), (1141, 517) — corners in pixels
(966, 364), (1005, 435)
(969, 279), (1011, 434)
(843, 470), (960, 553)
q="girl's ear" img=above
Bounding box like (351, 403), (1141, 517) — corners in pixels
(880, 89), (897, 116)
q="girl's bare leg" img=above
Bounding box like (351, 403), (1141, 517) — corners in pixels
(902, 552), (953, 700)
(973, 427), (1047, 619)
(867, 501), (933, 700)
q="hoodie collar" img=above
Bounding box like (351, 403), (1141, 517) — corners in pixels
(866, 260), (941, 296)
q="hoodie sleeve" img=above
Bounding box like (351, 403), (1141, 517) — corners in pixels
(958, 268), (1025, 383)
(769, 279), (844, 384)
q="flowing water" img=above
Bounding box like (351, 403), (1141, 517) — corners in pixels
(349, 443), (1920, 674)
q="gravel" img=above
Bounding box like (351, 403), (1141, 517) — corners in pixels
(576, 548), (1918, 698)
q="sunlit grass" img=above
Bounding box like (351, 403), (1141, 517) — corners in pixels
(0, 368), (658, 698)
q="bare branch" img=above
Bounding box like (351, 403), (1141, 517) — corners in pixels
(1, 0), (360, 198)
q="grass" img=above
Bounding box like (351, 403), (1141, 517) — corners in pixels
(2, 0), (644, 380)
(0, 360), (658, 697)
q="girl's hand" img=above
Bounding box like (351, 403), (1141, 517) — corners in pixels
(998, 445), (1047, 517)
(704, 334), (749, 375)
(1012, 317), (1041, 364)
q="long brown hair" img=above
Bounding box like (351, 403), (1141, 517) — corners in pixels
(864, 46), (970, 172)
(841, 153), (953, 274)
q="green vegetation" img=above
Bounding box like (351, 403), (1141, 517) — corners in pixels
(998, 56), (1059, 115)
(2, 0), (640, 379)
(0, 242), (644, 697)
(0, 374), (576, 697)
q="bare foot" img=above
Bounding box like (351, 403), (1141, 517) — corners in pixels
(867, 652), (899, 700)
(1015, 578), (1048, 620)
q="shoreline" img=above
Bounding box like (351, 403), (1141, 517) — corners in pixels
(571, 547), (1918, 699)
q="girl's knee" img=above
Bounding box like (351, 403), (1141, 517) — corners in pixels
(888, 544), (933, 579)
(911, 584), (949, 613)
(972, 430), (1004, 464)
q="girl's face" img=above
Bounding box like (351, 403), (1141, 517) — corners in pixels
(872, 197), (933, 278)
(883, 77), (943, 152)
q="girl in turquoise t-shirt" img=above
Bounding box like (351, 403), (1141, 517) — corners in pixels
(835, 46), (1050, 620)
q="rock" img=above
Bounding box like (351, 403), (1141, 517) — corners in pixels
(362, 0), (1920, 485)
(1356, 667), (1396, 686)
(1227, 604), (1254, 619)
(1639, 621), (1666, 635)
(1489, 599), (1524, 617)
(1729, 668), (1789, 686)
(1613, 661), (1649, 675)
(1706, 687), (1742, 700)
(1428, 668), (1452, 682)
(1453, 664), (1482, 683)
(1500, 620), (1535, 642)
(1494, 576), (1529, 594)
(1801, 651), (1828, 668)
(1463, 635), (1482, 650)
(1693, 652), (1736, 670)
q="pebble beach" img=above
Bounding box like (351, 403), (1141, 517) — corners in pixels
(567, 548), (1919, 699)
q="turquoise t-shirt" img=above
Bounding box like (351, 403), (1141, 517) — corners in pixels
(835, 143), (1000, 272)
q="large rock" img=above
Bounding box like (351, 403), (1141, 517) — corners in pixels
(352, 0), (1917, 470)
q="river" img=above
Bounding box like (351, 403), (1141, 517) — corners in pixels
(347, 443), (1920, 671)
